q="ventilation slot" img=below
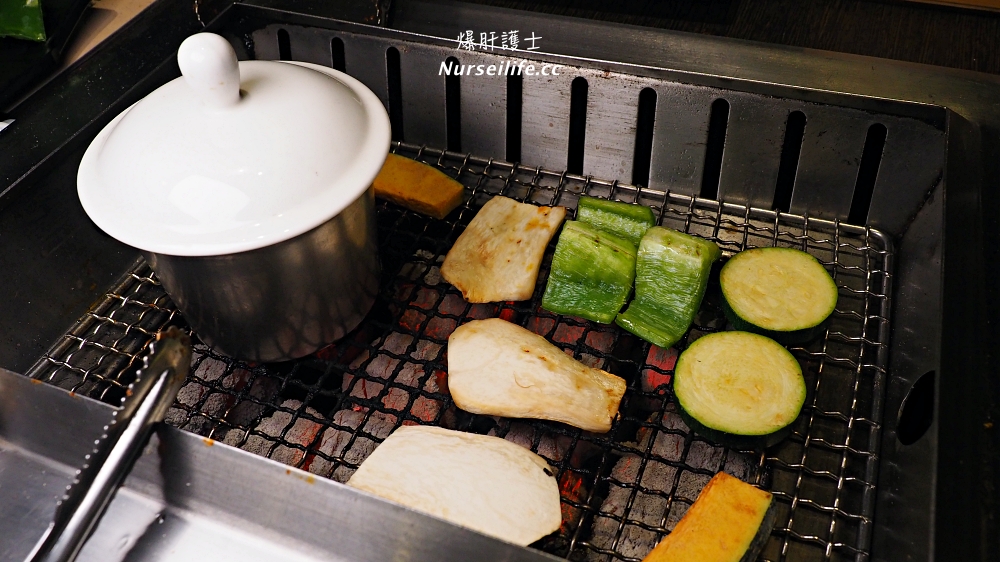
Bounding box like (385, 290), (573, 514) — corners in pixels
(631, 88), (657, 188)
(567, 77), (588, 175)
(443, 56), (462, 152)
(772, 111), (807, 212)
(848, 123), (887, 225)
(700, 98), (730, 200)
(897, 370), (935, 445)
(386, 47), (404, 142)
(277, 29), (291, 60)
(506, 72), (523, 163)
(330, 37), (345, 72)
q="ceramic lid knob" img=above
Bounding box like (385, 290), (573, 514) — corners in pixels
(177, 33), (241, 108)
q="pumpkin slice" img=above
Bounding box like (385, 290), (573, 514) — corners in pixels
(642, 472), (776, 562)
(346, 425), (561, 546)
(373, 153), (465, 219)
(448, 318), (627, 433)
(440, 196), (566, 303)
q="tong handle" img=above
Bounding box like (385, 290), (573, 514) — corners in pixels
(27, 327), (191, 562)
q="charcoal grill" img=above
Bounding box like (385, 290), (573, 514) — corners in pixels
(0, 1), (997, 561)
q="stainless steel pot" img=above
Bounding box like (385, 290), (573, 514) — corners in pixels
(145, 188), (379, 362)
(76, 33), (391, 362)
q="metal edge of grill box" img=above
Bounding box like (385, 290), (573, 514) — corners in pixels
(0, 0), (995, 560)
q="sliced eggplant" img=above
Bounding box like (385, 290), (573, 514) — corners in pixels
(616, 227), (721, 349)
(347, 425), (561, 546)
(642, 472), (776, 562)
(720, 247), (838, 344)
(674, 331), (805, 449)
(541, 220), (637, 324)
(576, 195), (656, 246)
(440, 196), (566, 303)
(447, 317), (627, 433)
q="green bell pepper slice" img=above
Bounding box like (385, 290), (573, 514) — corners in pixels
(542, 220), (637, 324)
(576, 196), (656, 247)
(616, 226), (721, 348)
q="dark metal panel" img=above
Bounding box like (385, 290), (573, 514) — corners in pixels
(716, 92), (789, 208)
(647, 83), (714, 196)
(866, 116), (946, 234)
(872, 183), (942, 562)
(283, 25), (340, 66)
(580, 72), (649, 182)
(789, 108), (872, 220)
(250, 26), (279, 59)
(237, 0), (382, 25)
(342, 33), (392, 110)
(398, 45), (449, 147)
(0, 147), (138, 374)
(452, 49), (508, 159)
(251, 26), (392, 115)
(934, 113), (993, 562)
(519, 70), (574, 171)
(392, 0), (958, 126)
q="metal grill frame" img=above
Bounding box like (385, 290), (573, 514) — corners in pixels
(28, 141), (892, 562)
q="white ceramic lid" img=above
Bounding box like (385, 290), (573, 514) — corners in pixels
(78, 33), (391, 256)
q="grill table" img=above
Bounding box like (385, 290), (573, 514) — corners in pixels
(1, 1), (997, 561)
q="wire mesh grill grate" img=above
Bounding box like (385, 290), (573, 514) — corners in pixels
(28, 142), (892, 562)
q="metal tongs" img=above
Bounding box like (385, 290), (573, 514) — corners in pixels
(27, 327), (192, 562)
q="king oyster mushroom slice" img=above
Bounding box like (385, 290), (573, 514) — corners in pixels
(440, 196), (566, 303)
(448, 318), (627, 433)
(346, 425), (561, 546)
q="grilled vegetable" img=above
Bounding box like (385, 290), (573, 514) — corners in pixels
(448, 318), (627, 433)
(641, 472), (776, 562)
(541, 220), (637, 323)
(674, 331), (806, 449)
(720, 247), (838, 344)
(576, 196), (656, 246)
(347, 425), (561, 546)
(441, 196), (566, 303)
(616, 227), (721, 349)
(373, 153), (465, 219)
(0, 0), (46, 41)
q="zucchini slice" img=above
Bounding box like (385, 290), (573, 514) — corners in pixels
(720, 247), (838, 344)
(576, 196), (656, 246)
(674, 331), (805, 449)
(642, 472), (776, 562)
(541, 220), (637, 324)
(615, 227), (721, 349)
